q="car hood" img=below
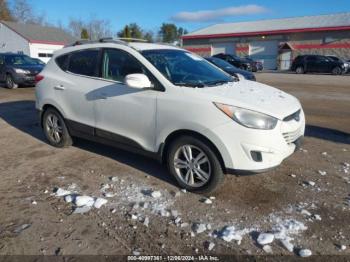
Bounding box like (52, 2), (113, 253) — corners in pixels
(12, 65), (44, 74)
(183, 80), (301, 120)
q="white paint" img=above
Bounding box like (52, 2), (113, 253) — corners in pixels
(249, 41), (278, 70)
(211, 42), (235, 55)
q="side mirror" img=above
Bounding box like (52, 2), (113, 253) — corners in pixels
(124, 74), (152, 89)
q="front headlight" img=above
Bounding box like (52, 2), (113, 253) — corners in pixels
(14, 68), (30, 74)
(214, 103), (278, 130)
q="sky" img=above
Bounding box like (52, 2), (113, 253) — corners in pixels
(21, 0), (350, 33)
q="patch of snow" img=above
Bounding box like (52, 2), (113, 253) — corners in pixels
(272, 218), (307, 240)
(216, 226), (249, 245)
(204, 241), (215, 251)
(54, 188), (71, 197)
(151, 191), (162, 198)
(280, 238), (294, 252)
(201, 198), (212, 204)
(300, 209), (312, 217)
(318, 170), (327, 176)
(64, 195), (74, 203)
(299, 249), (312, 257)
(74, 196), (95, 207)
(73, 206), (92, 214)
(94, 198), (108, 209)
(31, 200), (37, 205)
(263, 245), (273, 253)
(192, 223), (207, 234)
(257, 233), (274, 245)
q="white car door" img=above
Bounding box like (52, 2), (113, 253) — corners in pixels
(53, 49), (101, 135)
(92, 48), (158, 152)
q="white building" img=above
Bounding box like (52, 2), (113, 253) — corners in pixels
(0, 21), (76, 63)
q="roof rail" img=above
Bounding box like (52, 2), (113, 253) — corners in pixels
(116, 37), (148, 43)
(65, 37), (128, 47)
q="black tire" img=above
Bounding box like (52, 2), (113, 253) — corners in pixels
(167, 136), (224, 194)
(42, 108), (72, 148)
(6, 74), (18, 89)
(332, 66), (342, 75)
(295, 66), (305, 74)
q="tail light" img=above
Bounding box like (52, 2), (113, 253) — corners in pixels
(35, 75), (44, 84)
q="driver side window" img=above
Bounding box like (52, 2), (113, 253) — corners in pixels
(102, 49), (145, 82)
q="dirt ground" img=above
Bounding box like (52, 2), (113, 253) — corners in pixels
(0, 73), (349, 259)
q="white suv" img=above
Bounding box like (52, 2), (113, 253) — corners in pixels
(35, 39), (305, 193)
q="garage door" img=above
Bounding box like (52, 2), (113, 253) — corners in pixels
(211, 42), (235, 55)
(249, 41), (278, 70)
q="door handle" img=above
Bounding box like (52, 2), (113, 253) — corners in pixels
(54, 85), (65, 90)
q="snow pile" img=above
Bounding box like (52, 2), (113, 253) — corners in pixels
(214, 226), (250, 245)
(54, 187), (108, 214)
(257, 233), (274, 245)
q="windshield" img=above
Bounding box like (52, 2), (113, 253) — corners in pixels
(142, 49), (233, 87)
(5, 55), (37, 66)
(207, 57), (237, 69)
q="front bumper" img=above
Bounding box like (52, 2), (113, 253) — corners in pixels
(203, 109), (305, 172)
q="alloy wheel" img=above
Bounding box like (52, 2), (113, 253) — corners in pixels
(45, 113), (63, 143)
(173, 145), (211, 187)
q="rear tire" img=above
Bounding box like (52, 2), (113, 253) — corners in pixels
(42, 108), (72, 148)
(6, 74), (18, 89)
(295, 66), (305, 74)
(332, 66), (342, 75)
(167, 136), (224, 194)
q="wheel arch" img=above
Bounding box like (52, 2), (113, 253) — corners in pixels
(160, 129), (226, 173)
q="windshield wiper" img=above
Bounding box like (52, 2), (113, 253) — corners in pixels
(205, 80), (232, 86)
(174, 82), (205, 88)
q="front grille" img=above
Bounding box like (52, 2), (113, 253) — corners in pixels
(282, 127), (303, 144)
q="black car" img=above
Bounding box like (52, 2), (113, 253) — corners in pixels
(205, 57), (256, 81)
(291, 55), (345, 75)
(212, 53), (252, 71)
(0, 53), (44, 89)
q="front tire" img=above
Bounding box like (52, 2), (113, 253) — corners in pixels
(332, 66), (342, 75)
(295, 66), (305, 74)
(42, 108), (72, 148)
(6, 74), (18, 89)
(167, 136), (224, 194)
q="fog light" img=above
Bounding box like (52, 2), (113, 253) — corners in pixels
(251, 151), (262, 162)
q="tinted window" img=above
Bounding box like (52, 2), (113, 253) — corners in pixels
(56, 54), (69, 71)
(102, 49), (144, 82)
(5, 55), (37, 65)
(306, 56), (317, 62)
(68, 49), (99, 77)
(0, 55), (3, 65)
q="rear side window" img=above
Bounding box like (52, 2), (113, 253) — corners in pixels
(68, 49), (99, 77)
(102, 49), (144, 82)
(56, 54), (69, 71)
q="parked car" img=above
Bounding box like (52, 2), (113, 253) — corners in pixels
(326, 55), (349, 73)
(205, 57), (256, 81)
(244, 56), (263, 71)
(0, 53), (44, 89)
(35, 39), (305, 193)
(291, 55), (345, 75)
(32, 58), (46, 65)
(212, 53), (252, 71)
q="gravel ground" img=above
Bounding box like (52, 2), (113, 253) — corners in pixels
(0, 73), (349, 258)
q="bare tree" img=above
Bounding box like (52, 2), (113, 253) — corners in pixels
(68, 18), (112, 40)
(11, 0), (47, 25)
